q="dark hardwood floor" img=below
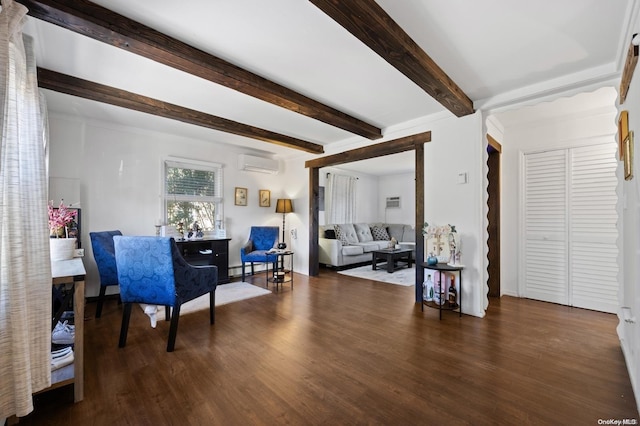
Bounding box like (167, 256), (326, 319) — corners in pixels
(16, 270), (639, 425)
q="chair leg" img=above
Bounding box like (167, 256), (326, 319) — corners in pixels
(165, 305), (171, 321)
(167, 304), (181, 352)
(251, 262), (255, 275)
(95, 286), (107, 318)
(242, 263), (246, 282)
(118, 303), (133, 348)
(214, 290), (216, 324)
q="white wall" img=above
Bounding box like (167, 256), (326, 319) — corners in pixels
(374, 112), (486, 317)
(378, 172), (415, 224)
(49, 115), (290, 297)
(493, 88), (618, 299)
(50, 108), (489, 318)
(618, 17), (640, 410)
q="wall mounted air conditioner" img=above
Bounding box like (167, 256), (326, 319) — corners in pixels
(237, 154), (279, 174)
(386, 196), (400, 208)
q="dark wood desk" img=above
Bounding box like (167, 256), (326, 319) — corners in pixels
(175, 238), (231, 283)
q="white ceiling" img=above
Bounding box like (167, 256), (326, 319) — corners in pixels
(22, 0), (636, 174)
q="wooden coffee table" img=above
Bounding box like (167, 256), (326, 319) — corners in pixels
(372, 248), (413, 273)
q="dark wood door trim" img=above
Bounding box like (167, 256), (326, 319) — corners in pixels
(487, 134), (501, 298)
(306, 132), (429, 303)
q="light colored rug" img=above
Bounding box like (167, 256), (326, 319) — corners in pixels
(140, 282), (272, 322)
(337, 265), (416, 286)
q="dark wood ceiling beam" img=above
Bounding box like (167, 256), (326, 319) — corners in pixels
(19, 0), (383, 140)
(37, 68), (324, 154)
(305, 131), (430, 169)
(309, 0), (474, 117)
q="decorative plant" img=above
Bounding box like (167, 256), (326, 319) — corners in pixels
(48, 200), (77, 238)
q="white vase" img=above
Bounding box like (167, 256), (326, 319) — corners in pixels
(50, 237), (77, 261)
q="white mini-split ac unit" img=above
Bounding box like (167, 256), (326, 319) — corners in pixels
(237, 154), (279, 174)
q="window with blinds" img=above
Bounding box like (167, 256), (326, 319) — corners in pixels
(164, 158), (223, 230)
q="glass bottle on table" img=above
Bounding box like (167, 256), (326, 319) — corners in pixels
(448, 275), (458, 308)
(423, 274), (434, 302)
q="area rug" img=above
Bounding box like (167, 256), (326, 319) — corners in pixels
(337, 265), (416, 286)
(140, 282), (272, 321)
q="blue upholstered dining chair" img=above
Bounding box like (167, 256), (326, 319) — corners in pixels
(113, 236), (218, 352)
(240, 226), (279, 282)
(90, 230), (122, 318)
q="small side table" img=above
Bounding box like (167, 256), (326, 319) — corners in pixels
(422, 262), (464, 319)
(266, 251), (294, 292)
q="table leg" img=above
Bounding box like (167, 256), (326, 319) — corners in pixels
(74, 279), (84, 402)
(438, 271), (443, 320)
(387, 254), (394, 273)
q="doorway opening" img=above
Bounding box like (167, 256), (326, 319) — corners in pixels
(305, 132), (431, 302)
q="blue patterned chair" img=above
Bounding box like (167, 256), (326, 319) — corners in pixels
(90, 230), (122, 318)
(240, 226), (279, 282)
(114, 236), (218, 352)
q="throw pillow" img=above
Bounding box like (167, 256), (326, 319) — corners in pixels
(324, 229), (336, 239)
(335, 224), (359, 245)
(334, 224), (350, 245)
(371, 225), (390, 241)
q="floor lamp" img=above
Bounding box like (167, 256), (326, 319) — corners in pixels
(275, 199), (293, 249)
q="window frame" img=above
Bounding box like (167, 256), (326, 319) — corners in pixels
(162, 157), (224, 230)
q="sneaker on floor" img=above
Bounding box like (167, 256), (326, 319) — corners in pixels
(51, 349), (74, 371)
(60, 310), (75, 323)
(52, 320), (75, 345)
(51, 346), (73, 359)
(143, 305), (158, 328)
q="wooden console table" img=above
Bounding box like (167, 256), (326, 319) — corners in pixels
(49, 258), (85, 402)
(175, 238), (231, 283)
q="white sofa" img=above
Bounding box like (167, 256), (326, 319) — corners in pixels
(319, 223), (416, 269)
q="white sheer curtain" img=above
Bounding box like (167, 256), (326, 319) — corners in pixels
(0, 0), (52, 419)
(325, 173), (357, 224)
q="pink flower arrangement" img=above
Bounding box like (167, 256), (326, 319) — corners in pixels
(48, 200), (77, 238)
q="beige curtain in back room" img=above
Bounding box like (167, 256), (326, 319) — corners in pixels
(0, 0), (52, 419)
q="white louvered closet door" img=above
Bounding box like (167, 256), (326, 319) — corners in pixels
(523, 144), (619, 313)
(524, 150), (569, 306)
(569, 144), (618, 313)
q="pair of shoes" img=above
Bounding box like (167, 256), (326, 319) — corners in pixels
(51, 346), (72, 357)
(60, 310), (74, 323)
(52, 320), (75, 345)
(51, 347), (74, 370)
(143, 305), (158, 328)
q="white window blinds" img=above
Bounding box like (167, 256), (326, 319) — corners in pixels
(164, 159), (222, 201)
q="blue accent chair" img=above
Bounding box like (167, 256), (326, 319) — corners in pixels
(114, 236), (218, 352)
(240, 226), (279, 282)
(90, 230), (122, 318)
